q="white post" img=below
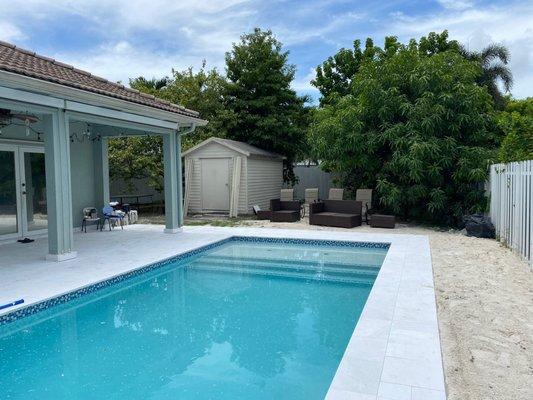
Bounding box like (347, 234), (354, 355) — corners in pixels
(163, 131), (181, 233)
(44, 111), (77, 261)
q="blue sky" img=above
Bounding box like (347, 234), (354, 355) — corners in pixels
(1, 0), (531, 103)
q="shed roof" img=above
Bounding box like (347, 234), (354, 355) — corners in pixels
(182, 137), (284, 159)
(0, 41), (199, 118)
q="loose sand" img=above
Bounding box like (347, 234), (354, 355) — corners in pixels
(218, 218), (533, 400)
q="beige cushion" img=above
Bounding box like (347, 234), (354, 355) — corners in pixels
(356, 189), (372, 210)
(328, 188), (344, 200)
(305, 188), (319, 204)
(280, 189), (294, 201)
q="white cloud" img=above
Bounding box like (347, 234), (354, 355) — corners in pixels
(0, 21), (25, 42)
(437, 0), (475, 10)
(54, 41), (203, 84)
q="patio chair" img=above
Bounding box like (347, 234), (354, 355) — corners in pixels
(81, 207), (100, 232)
(253, 205), (271, 220)
(355, 189), (373, 224)
(270, 199), (301, 222)
(280, 189), (294, 202)
(101, 205), (125, 231)
(328, 188), (344, 200)
(303, 188), (319, 217)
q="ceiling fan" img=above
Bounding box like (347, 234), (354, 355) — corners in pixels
(0, 108), (41, 137)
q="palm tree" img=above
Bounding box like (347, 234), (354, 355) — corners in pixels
(461, 43), (513, 109)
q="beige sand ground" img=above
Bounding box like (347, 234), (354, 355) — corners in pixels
(207, 218), (533, 400)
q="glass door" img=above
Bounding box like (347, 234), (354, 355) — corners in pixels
(0, 144), (47, 240)
(20, 148), (47, 235)
(0, 144), (21, 239)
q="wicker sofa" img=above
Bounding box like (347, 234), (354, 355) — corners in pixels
(309, 200), (362, 228)
(270, 199), (301, 222)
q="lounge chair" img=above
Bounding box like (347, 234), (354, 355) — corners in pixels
(309, 200), (362, 228)
(253, 205), (271, 220)
(101, 205), (125, 231)
(303, 188), (319, 217)
(355, 189), (373, 224)
(328, 188), (344, 200)
(270, 199), (301, 222)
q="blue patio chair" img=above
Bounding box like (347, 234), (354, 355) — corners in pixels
(101, 205), (125, 231)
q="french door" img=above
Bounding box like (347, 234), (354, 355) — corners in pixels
(0, 143), (47, 239)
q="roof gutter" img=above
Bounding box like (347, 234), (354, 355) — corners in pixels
(177, 122), (197, 136)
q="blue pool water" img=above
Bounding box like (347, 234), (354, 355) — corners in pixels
(0, 239), (387, 400)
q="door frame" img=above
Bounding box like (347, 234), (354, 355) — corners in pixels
(200, 157), (231, 212)
(0, 141), (46, 239)
(0, 142), (23, 240)
(19, 145), (47, 237)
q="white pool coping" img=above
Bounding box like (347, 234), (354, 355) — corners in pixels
(0, 225), (446, 400)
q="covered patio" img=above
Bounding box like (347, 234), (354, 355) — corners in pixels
(0, 41), (206, 260)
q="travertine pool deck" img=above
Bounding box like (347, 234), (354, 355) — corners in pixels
(0, 225), (445, 400)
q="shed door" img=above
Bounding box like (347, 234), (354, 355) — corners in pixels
(201, 158), (230, 211)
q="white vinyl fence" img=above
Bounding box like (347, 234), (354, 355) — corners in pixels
(490, 160), (533, 265)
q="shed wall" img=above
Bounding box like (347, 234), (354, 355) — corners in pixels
(247, 158), (283, 212)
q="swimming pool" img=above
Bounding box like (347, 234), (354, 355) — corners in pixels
(0, 237), (388, 400)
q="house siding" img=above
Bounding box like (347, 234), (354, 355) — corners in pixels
(246, 157), (283, 212)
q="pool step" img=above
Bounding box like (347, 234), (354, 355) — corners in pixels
(188, 258), (378, 285)
(199, 254), (380, 276)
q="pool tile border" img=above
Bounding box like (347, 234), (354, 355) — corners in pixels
(0, 236), (387, 326)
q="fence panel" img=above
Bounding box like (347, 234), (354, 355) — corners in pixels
(490, 160), (533, 266)
(292, 165), (334, 200)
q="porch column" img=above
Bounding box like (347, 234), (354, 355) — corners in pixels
(176, 133), (184, 227)
(163, 131), (181, 233)
(93, 136), (110, 212)
(44, 111), (77, 261)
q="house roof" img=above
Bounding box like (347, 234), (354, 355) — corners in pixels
(0, 41), (199, 118)
(182, 137), (284, 159)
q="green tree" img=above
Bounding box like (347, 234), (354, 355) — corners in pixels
(130, 62), (227, 149)
(310, 36), (500, 226)
(223, 28), (309, 183)
(108, 64), (226, 191)
(312, 38), (377, 106)
(312, 31), (459, 106)
(460, 43), (513, 109)
(497, 98), (533, 162)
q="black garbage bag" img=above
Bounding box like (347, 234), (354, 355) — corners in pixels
(463, 214), (495, 238)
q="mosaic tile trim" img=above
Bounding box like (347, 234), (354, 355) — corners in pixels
(232, 235), (391, 249)
(0, 236), (389, 326)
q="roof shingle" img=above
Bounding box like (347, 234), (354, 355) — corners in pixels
(0, 41), (199, 118)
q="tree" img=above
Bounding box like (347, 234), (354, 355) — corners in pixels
(130, 63), (227, 149)
(497, 98), (533, 162)
(310, 36), (500, 226)
(108, 64), (226, 191)
(312, 38), (377, 106)
(460, 43), (513, 109)
(312, 31), (460, 106)
(223, 28), (309, 183)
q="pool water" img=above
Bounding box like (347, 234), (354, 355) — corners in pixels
(0, 239), (387, 400)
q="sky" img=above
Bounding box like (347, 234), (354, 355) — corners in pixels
(0, 0), (531, 103)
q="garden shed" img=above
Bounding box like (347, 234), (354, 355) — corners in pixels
(182, 137), (284, 216)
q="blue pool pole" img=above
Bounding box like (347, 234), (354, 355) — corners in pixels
(0, 299), (24, 311)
